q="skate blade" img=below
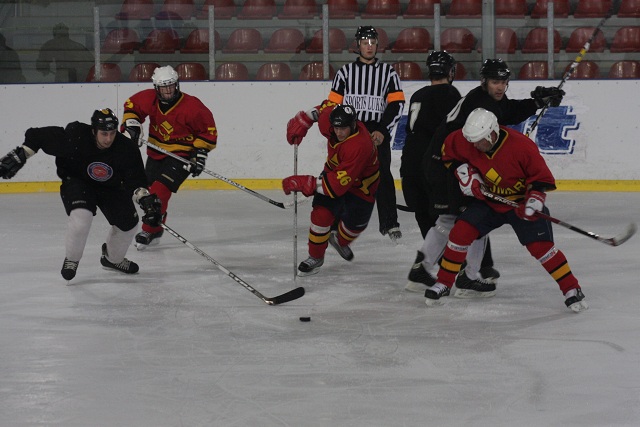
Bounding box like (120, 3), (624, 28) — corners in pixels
(135, 238), (161, 251)
(453, 288), (496, 299)
(425, 298), (446, 307)
(569, 300), (589, 313)
(297, 268), (321, 277)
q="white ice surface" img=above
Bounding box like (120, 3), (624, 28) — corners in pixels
(1, 190), (639, 427)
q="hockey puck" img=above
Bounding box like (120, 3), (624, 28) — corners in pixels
(299, 316), (311, 322)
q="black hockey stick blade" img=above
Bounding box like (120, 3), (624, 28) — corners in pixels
(396, 203), (414, 212)
(265, 286), (305, 305)
(605, 222), (637, 247)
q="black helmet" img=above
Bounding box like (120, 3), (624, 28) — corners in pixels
(355, 26), (378, 41)
(91, 108), (119, 131)
(330, 104), (357, 129)
(426, 50), (456, 80)
(480, 59), (511, 80)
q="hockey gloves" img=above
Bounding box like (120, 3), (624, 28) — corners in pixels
(516, 190), (546, 221)
(454, 163), (486, 200)
(123, 118), (144, 147)
(137, 194), (163, 227)
(286, 110), (315, 145)
(531, 86), (565, 108)
(0, 146), (28, 179)
(282, 175), (317, 197)
(188, 148), (208, 177)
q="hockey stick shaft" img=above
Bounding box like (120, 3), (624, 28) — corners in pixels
(140, 139), (287, 209)
(480, 189), (636, 247)
(161, 224), (305, 305)
(293, 145), (298, 281)
(526, 12), (612, 137)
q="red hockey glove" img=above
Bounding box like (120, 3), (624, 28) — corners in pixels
(516, 190), (546, 221)
(286, 111), (315, 145)
(282, 175), (317, 197)
(454, 163), (486, 200)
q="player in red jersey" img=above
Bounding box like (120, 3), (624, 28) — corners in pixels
(121, 65), (218, 249)
(422, 108), (588, 312)
(282, 104), (380, 276)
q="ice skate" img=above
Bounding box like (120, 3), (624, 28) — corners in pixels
(405, 251), (436, 292)
(382, 225), (402, 244)
(564, 288), (589, 313)
(61, 258), (79, 281)
(100, 243), (139, 274)
(479, 265), (501, 284)
(135, 230), (163, 250)
(424, 282), (450, 306)
(329, 232), (354, 261)
(453, 270), (496, 298)
(297, 257), (324, 276)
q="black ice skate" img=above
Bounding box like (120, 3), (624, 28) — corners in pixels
(424, 283), (450, 306)
(329, 232), (354, 261)
(135, 230), (163, 250)
(479, 265), (501, 284)
(297, 257), (324, 276)
(61, 258), (79, 281)
(453, 270), (497, 298)
(100, 243), (139, 274)
(564, 288), (589, 313)
(405, 251), (436, 292)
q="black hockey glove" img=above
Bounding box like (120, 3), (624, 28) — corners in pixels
(123, 118), (143, 147)
(0, 146), (28, 179)
(531, 86), (565, 108)
(138, 194), (163, 227)
(188, 148), (208, 177)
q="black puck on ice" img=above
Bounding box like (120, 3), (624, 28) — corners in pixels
(299, 316), (311, 322)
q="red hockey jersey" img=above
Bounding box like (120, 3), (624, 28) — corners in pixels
(123, 89), (217, 160)
(442, 126), (556, 213)
(316, 108), (380, 203)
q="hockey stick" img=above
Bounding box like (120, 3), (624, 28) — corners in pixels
(526, 10), (612, 137)
(396, 203), (414, 212)
(161, 223), (305, 305)
(480, 189), (637, 247)
(140, 139), (289, 209)
(293, 145), (299, 281)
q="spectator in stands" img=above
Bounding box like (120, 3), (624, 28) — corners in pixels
(0, 32), (26, 83)
(36, 23), (94, 83)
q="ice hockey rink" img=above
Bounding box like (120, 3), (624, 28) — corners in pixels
(1, 189), (639, 427)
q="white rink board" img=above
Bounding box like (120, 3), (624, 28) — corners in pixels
(0, 80), (638, 182)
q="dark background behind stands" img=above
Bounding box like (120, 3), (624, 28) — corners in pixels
(0, 0), (638, 82)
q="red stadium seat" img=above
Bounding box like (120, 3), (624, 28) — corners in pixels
(139, 29), (180, 53)
(265, 28), (305, 53)
(86, 63), (122, 82)
(530, 0), (570, 18)
(299, 62), (336, 80)
(477, 28), (517, 53)
(197, 0), (236, 19)
(102, 28), (140, 54)
(404, 0), (441, 18)
(361, 0), (401, 18)
(279, 0), (318, 18)
(391, 27), (431, 53)
(448, 0), (481, 17)
(495, 0), (527, 17)
(215, 62), (249, 80)
(574, 0), (611, 18)
(156, 0), (195, 20)
(440, 28), (475, 53)
(176, 62), (208, 80)
(256, 63), (293, 80)
(128, 62), (160, 82)
(608, 61), (640, 78)
(349, 27), (389, 53)
(610, 26), (640, 52)
(115, 0), (154, 20)
(454, 62), (467, 80)
(518, 61), (549, 80)
(618, 0), (640, 17)
(328, 0), (359, 18)
(181, 29), (220, 53)
(237, 0), (277, 19)
(306, 28), (347, 53)
(392, 61), (423, 80)
(222, 28), (263, 53)
(564, 61), (600, 79)
(566, 27), (606, 53)
(521, 27), (562, 53)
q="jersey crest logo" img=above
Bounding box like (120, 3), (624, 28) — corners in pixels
(87, 162), (114, 182)
(509, 106), (579, 155)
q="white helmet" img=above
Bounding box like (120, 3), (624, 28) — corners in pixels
(152, 65), (180, 103)
(462, 108), (499, 144)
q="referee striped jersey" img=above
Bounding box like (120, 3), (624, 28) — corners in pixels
(327, 59), (405, 133)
